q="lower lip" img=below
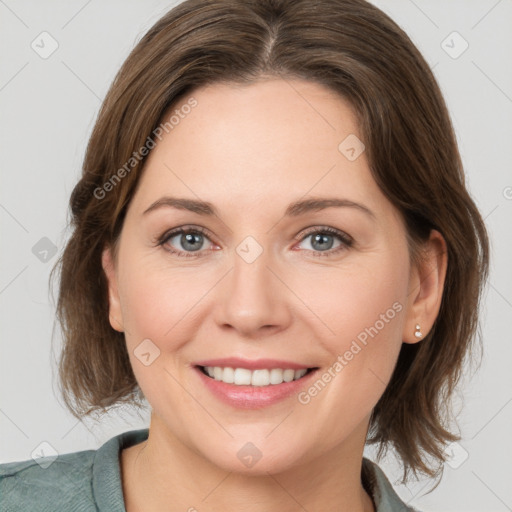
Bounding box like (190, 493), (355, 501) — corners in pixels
(194, 366), (319, 409)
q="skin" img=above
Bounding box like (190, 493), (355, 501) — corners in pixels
(102, 78), (447, 512)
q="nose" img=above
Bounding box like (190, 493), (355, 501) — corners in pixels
(214, 247), (293, 338)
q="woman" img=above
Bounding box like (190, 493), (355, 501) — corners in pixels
(0, 0), (489, 511)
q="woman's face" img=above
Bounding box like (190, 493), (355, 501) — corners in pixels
(103, 78), (426, 473)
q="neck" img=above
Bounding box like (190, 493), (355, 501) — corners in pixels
(121, 414), (375, 512)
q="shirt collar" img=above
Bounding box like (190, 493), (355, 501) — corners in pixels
(92, 428), (417, 512)
(362, 457), (418, 511)
(92, 427), (149, 511)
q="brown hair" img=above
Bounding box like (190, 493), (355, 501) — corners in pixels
(50, 0), (489, 481)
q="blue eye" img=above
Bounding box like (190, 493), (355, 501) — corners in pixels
(158, 226), (214, 258)
(170, 232), (206, 252)
(157, 225), (352, 258)
(296, 227), (353, 256)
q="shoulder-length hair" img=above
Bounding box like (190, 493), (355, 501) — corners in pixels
(50, 0), (489, 481)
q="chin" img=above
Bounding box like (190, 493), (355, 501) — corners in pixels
(191, 430), (314, 476)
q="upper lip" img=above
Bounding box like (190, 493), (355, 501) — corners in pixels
(193, 357), (315, 370)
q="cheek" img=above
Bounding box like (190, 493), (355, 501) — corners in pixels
(116, 261), (209, 412)
(336, 270), (406, 354)
(291, 254), (408, 346)
(118, 259), (215, 346)
(293, 255), (408, 403)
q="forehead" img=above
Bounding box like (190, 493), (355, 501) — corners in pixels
(129, 79), (382, 217)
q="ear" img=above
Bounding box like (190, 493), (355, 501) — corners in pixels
(402, 229), (448, 344)
(101, 245), (125, 332)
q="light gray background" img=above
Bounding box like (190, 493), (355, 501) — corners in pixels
(1, 1), (511, 510)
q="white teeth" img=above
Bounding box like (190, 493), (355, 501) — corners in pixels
(234, 368), (252, 385)
(203, 366), (311, 386)
(222, 366), (234, 383)
(283, 369), (295, 382)
(269, 368), (284, 384)
(251, 369), (269, 387)
(294, 368), (308, 380)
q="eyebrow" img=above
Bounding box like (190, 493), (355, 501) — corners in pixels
(142, 196), (375, 219)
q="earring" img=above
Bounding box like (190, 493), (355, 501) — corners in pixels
(414, 324), (423, 339)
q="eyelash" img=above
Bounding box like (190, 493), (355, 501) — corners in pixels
(156, 225), (353, 258)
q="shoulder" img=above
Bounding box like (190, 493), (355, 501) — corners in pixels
(0, 428), (149, 512)
(0, 448), (97, 510)
(362, 458), (421, 512)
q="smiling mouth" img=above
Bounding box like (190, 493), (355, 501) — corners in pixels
(197, 365), (318, 386)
